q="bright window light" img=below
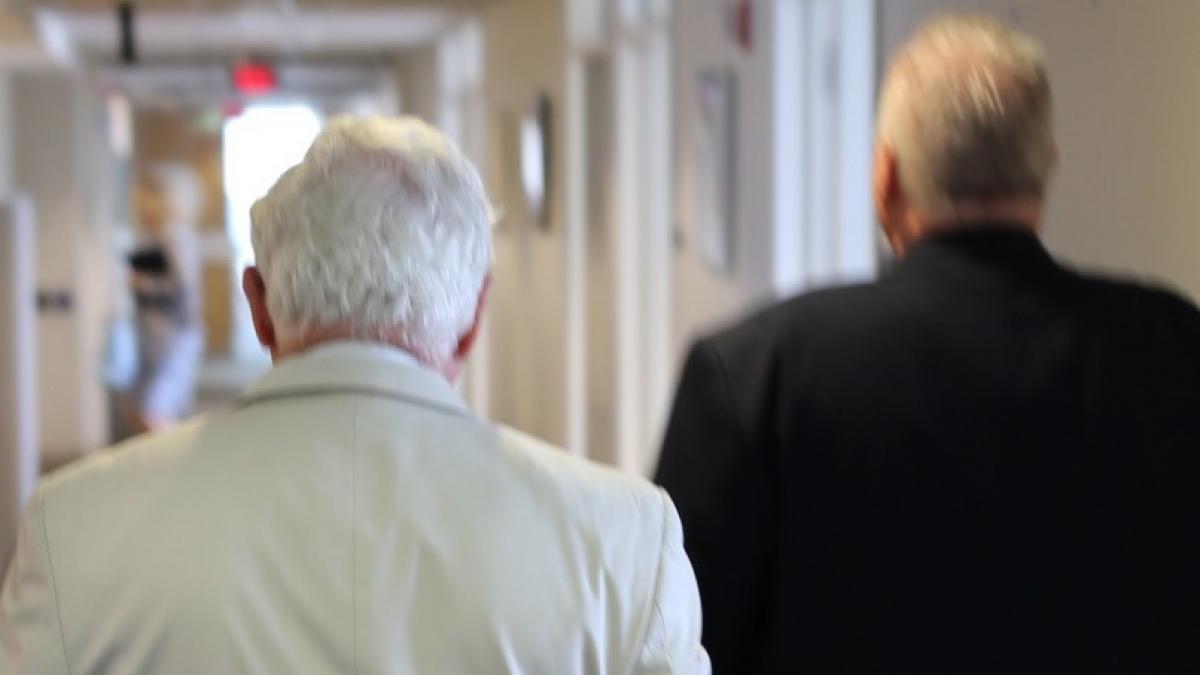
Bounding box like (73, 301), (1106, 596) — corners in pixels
(223, 104), (322, 359)
(223, 104), (322, 269)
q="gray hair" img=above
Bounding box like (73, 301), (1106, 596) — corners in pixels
(250, 115), (493, 363)
(877, 15), (1055, 213)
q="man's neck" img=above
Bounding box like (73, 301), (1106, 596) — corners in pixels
(273, 325), (450, 379)
(921, 198), (1043, 234)
(891, 198), (1042, 257)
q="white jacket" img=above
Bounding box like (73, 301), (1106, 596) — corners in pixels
(0, 342), (709, 674)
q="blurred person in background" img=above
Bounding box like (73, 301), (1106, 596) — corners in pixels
(0, 116), (708, 675)
(123, 164), (205, 433)
(656, 14), (1200, 674)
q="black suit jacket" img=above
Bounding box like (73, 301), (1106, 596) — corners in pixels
(656, 227), (1200, 674)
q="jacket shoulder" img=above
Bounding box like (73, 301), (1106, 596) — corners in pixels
(37, 417), (207, 511)
(492, 426), (675, 579)
(701, 281), (893, 358)
(690, 282), (892, 401)
(1074, 270), (1200, 315)
(1065, 269), (1200, 342)
(493, 428), (703, 672)
(495, 425), (669, 524)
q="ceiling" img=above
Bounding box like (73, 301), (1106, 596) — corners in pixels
(2, 0), (495, 107)
(9, 0), (494, 63)
(19, 0), (489, 11)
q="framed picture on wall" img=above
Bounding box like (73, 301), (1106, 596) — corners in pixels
(693, 67), (738, 274)
(520, 94), (553, 230)
(495, 94), (554, 233)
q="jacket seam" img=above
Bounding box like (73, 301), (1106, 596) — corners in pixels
(701, 340), (752, 447)
(632, 489), (675, 674)
(351, 400), (359, 675)
(39, 491), (73, 675)
(701, 336), (775, 668)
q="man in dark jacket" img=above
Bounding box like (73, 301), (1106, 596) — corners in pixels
(656, 15), (1200, 674)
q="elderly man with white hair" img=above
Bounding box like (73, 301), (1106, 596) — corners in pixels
(656, 14), (1200, 674)
(0, 116), (709, 674)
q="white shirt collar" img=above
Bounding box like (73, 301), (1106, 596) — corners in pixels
(241, 340), (470, 418)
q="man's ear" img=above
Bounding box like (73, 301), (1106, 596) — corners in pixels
(242, 266), (278, 356)
(453, 274), (493, 362)
(873, 144), (900, 222)
(873, 144), (908, 256)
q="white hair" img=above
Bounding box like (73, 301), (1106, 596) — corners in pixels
(250, 115), (493, 362)
(877, 15), (1055, 214)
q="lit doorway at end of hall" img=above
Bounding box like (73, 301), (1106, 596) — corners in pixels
(222, 104), (322, 362)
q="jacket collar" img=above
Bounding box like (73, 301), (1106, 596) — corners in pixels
(240, 341), (471, 419)
(899, 224), (1065, 286)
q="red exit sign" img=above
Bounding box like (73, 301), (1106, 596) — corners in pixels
(232, 61), (277, 95)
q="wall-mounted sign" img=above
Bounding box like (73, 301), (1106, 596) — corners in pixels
(232, 61), (278, 96)
(35, 289), (74, 313)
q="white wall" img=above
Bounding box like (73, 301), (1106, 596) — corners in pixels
(0, 75), (38, 565)
(13, 72), (111, 465)
(475, 0), (683, 465)
(881, 0), (1200, 302)
(0, 197), (38, 568)
(0, 75), (11, 193)
(671, 0), (779, 359)
(396, 46), (440, 124)
(773, 0), (878, 294)
(472, 0), (829, 459)
(479, 0), (569, 446)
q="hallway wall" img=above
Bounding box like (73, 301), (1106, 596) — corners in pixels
(13, 72), (112, 465)
(670, 0), (780, 359)
(471, 0), (785, 455)
(0, 75), (12, 194)
(881, 0), (1200, 302)
(396, 45), (440, 124)
(479, 0), (569, 446)
(467, 0), (801, 456)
